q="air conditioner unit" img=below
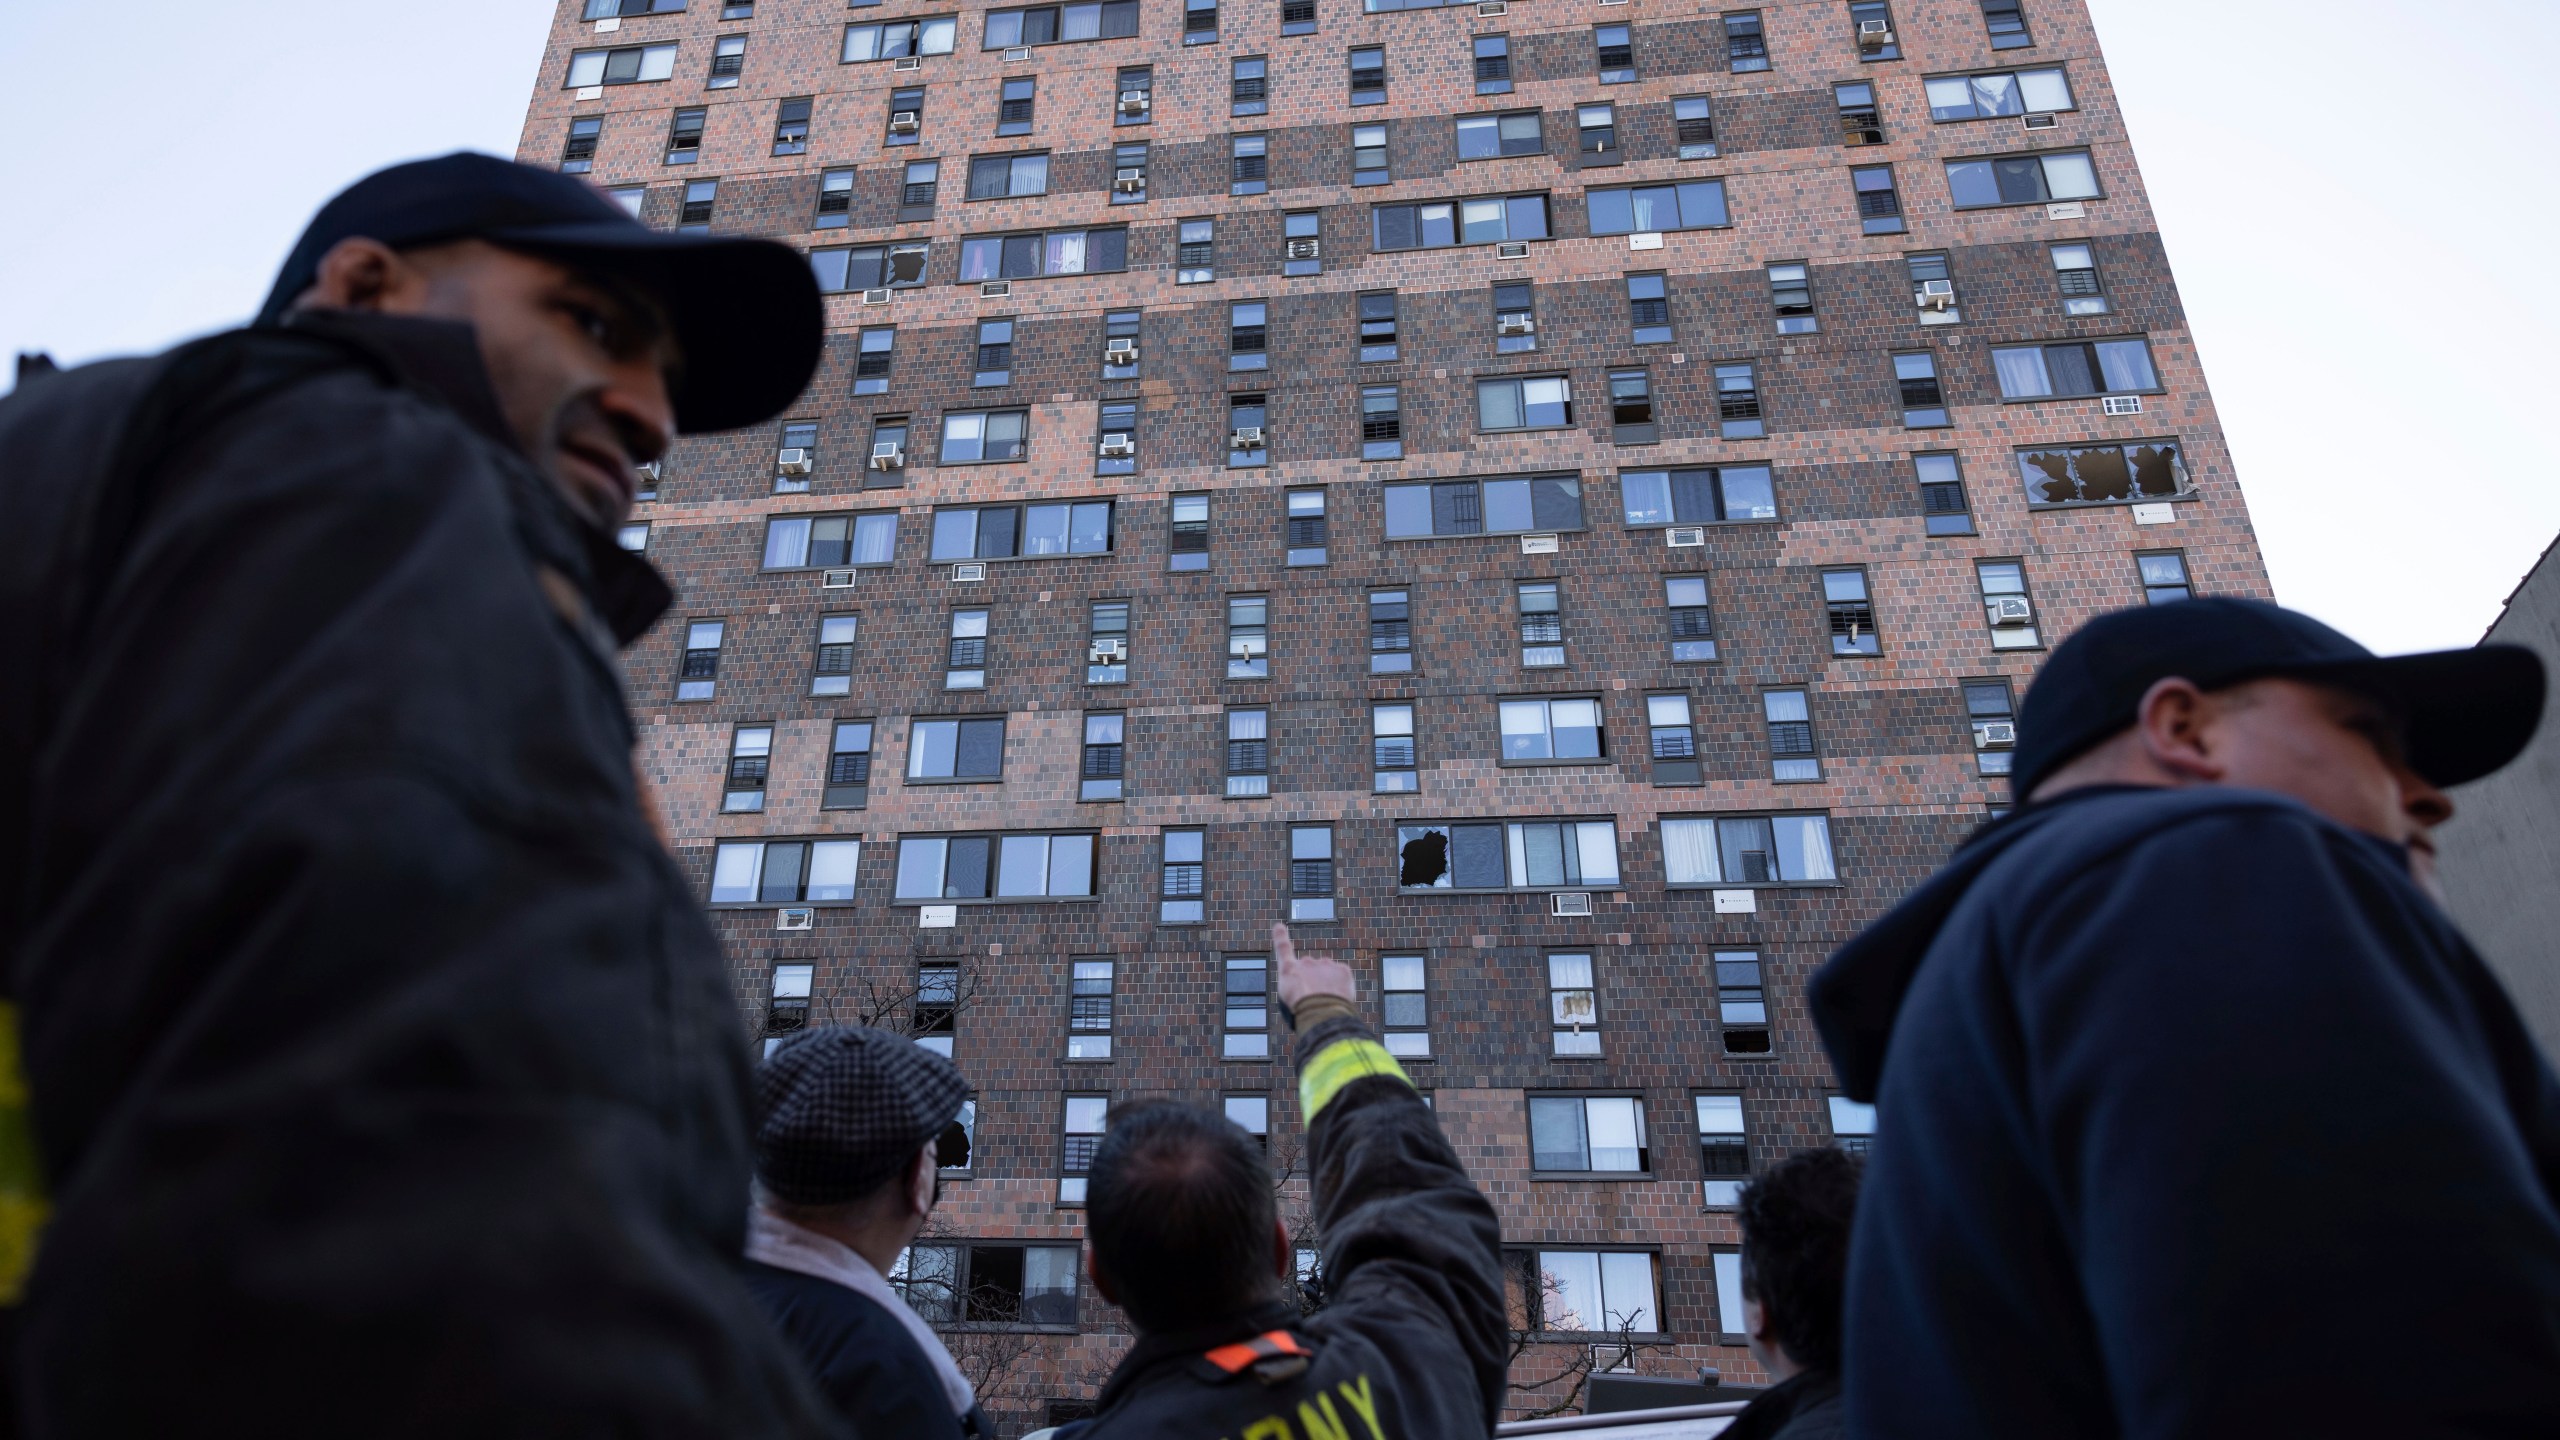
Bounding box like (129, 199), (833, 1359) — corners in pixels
(1987, 595), (2035, 625)
(1915, 279), (1957, 310)
(776, 907), (814, 931)
(888, 111), (920, 134)
(1088, 638), (1127, 663)
(2103, 395), (2144, 416)
(2023, 111), (2060, 130)
(1104, 338), (1138, 364)
(635, 460), (661, 482)
(1497, 315), (1535, 336)
(1112, 168), (1145, 193)
(892, 55), (923, 71)
(1667, 526), (1707, 548)
(861, 287), (892, 305)
(1229, 426), (1265, 450)
(1520, 532), (1560, 555)
(868, 443), (905, 470)
(821, 568), (857, 589)
(950, 562), (987, 582)
(1974, 720), (2018, 747)
(1098, 434), (1136, 458)
(1476, 0), (1506, 13)
(1118, 90), (1151, 116)
(1002, 45), (1032, 61)
(1551, 891), (1594, 917)
(980, 281), (1011, 298)
(776, 447), (813, 476)
(1285, 238), (1320, 260)
(1496, 241), (1530, 259)
(1857, 18), (1894, 48)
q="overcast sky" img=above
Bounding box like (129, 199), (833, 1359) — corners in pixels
(3, 0), (2551, 653)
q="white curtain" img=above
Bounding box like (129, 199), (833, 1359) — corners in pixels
(1774, 815), (1836, 882)
(1994, 346), (2052, 398)
(1661, 819), (1720, 885)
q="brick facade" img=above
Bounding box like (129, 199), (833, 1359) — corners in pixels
(517, 0), (2270, 1430)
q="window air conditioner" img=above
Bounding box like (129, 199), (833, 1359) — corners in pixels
(1285, 238), (1320, 260)
(888, 111), (920, 134)
(980, 281), (1012, 298)
(635, 460), (661, 482)
(776, 447), (814, 476)
(1551, 891), (1594, 917)
(1099, 434), (1136, 458)
(1104, 338), (1138, 364)
(893, 55), (923, 71)
(1857, 18), (1894, 48)
(2103, 395), (2144, 416)
(776, 907), (814, 931)
(2023, 111), (2059, 130)
(1113, 168), (1146, 193)
(1987, 595), (2035, 625)
(1520, 532), (1560, 555)
(950, 562), (987, 582)
(821, 568), (858, 589)
(1229, 426), (1265, 450)
(1667, 526), (1707, 548)
(868, 443), (905, 470)
(1475, 0), (1506, 14)
(1496, 241), (1530, 259)
(1497, 315), (1535, 336)
(1975, 720), (2018, 748)
(861, 288), (892, 305)
(1119, 90), (1151, 116)
(1088, 638), (1127, 663)
(1002, 45), (1033, 61)
(1915, 279), (1957, 310)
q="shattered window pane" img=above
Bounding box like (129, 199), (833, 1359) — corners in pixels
(2018, 440), (2187, 508)
(1398, 825), (1451, 887)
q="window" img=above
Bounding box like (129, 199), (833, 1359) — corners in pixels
(1500, 697), (1605, 764)
(2017, 439), (2189, 507)
(1351, 125), (1389, 185)
(1396, 820), (1620, 891)
(607, 185), (645, 217)
(1289, 826), (1335, 921)
(1226, 707), (1269, 794)
(1475, 35), (1511, 94)
(2050, 242), (2109, 314)
(1226, 1095), (1271, 1151)
(844, 18), (957, 61)
(1097, 401), (1137, 476)
(1626, 274), (1671, 344)
(866, 417), (910, 486)
(1548, 953), (1601, 1055)
(1478, 375), (1571, 432)
(1455, 112), (1543, 161)
(996, 78), (1037, 135)
(1715, 951), (1769, 1053)
(1666, 577), (1717, 662)
(1372, 701), (1417, 789)
(1647, 693), (1699, 784)
(676, 620), (723, 700)
(773, 97), (811, 155)
(1609, 370), (1655, 445)
(1926, 66), (2071, 121)
(2138, 551), (2193, 604)
(1823, 569), (1878, 656)
(1358, 293), (1398, 362)
(1992, 338), (2158, 399)
(823, 720), (873, 806)
(1769, 262), (1816, 333)
(1620, 466), (1777, 527)
(1230, 134), (1268, 196)
(566, 43), (679, 88)
(1160, 828), (1206, 923)
(1282, 0), (1316, 34)
(1724, 11), (1769, 71)
(1916, 453), (1973, 536)
(711, 839), (863, 904)
(967, 153), (1048, 200)
(853, 327), (893, 392)
(1852, 165), (1905, 234)
(1384, 475), (1584, 538)
(930, 501), (1112, 561)
(1224, 956), (1271, 1057)
(1518, 1250), (1658, 1335)
(1168, 494), (1210, 570)
(972, 318), (1015, 386)
(1593, 24), (1634, 82)
(1227, 394), (1267, 468)
(809, 242), (927, 293)
(885, 86), (925, 146)
(1493, 281), (1536, 353)
(721, 726), (772, 812)
(1532, 1096), (1648, 1172)
(1059, 1096), (1107, 1202)
(1116, 66), (1152, 124)
(584, 0), (682, 17)
(1079, 713), (1125, 801)
(768, 963), (811, 1037)
(762, 512), (900, 569)
(897, 1242), (1079, 1323)
(1372, 194), (1550, 250)
(1662, 814), (1839, 886)
(1965, 678), (2017, 776)
(1586, 182), (1727, 236)
(1697, 1096), (1750, 1206)
(1672, 96), (1717, 159)
(1835, 82), (1882, 146)
(1085, 601), (1130, 683)
(707, 34), (746, 86)
(721, 0), (753, 14)
(908, 717), (1006, 784)
(1184, 0), (1218, 43)
(894, 831), (1096, 901)
(1106, 141), (1149, 204)
(1286, 490), (1327, 566)
(1361, 381), (1402, 453)
(1830, 1096), (1879, 1154)
(616, 522), (649, 553)
(1908, 251), (1960, 324)
(1283, 212), (1321, 276)
(1068, 959), (1114, 1058)
(1177, 219), (1215, 282)
(1895, 352), (1948, 427)
(562, 116), (601, 172)
(1227, 302), (1269, 371)
(1103, 310), (1141, 377)
(1218, 597), (1259, 681)
(1577, 104), (1619, 164)
(1850, 0), (1899, 58)
(1348, 45), (1387, 103)
(675, 179), (716, 233)
(1764, 689), (1820, 781)
(1713, 364), (1763, 439)
(1976, 560), (2040, 649)
(984, 0), (1140, 47)
(943, 610), (990, 689)
(772, 420), (818, 494)
(937, 411), (1032, 464)
(1946, 148), (2099, 209)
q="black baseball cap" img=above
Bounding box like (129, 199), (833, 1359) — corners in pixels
(2012, 597), (2545, 800)
(256, 151), (821, 434)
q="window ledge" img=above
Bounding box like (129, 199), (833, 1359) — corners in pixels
(1997, 388), (2164, 404)
(1666, 881), (1843, 893)
(904, 776), (1005, 786)
(889, 896), (1100, 908)
(1529, 1171), (1656, 1182)
(1498, 759), (1616, 770)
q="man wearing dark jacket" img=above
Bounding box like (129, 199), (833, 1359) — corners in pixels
(1718, 1148), (1859, 1440)
(1077, 922), (1508, 1439)
(0, 154), (831, 1435)
(1810, 598), (2560, 1439)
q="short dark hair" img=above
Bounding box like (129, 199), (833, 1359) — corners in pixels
(1734, 1147), (1863, 1375)
(1085, 1100), (1278, 1332)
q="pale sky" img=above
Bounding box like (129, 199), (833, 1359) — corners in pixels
(4, 0), (2552, 653)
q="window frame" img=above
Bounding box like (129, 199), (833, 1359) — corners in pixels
(1659, 813), (1842, 889)
(1383, 473), (1586, 540)
(1394, 819), (1624, 893)
(1528, 1093), (1652, 1176)
(891, 830), (1101, 904)
(1370, 193), (1552, 252)
(906, 715), (1009, 784)
(709, 838), (864, 906)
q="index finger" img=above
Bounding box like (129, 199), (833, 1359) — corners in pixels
(1270, 920), (1296, 967)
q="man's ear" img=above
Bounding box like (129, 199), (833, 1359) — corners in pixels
(2132, 676), (2224, 784)
(298, 236), (425, 316)
(1271, 1217), (1292, 1281)
(908, 1141), (939, 1219)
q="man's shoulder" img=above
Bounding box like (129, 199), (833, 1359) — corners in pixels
(1978, 786), (2401, 908)
(742, 1260), (925, 1360)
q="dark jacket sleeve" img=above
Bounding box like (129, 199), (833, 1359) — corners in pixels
(1295, 1013), (1511, 1428)
(2014, 810), (2560, 1437)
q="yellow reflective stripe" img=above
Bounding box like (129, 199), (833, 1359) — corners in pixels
(1299, 1037), (1411, 1121)
(0, 1002), (49, 1305)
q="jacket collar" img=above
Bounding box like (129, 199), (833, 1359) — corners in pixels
(1094, 1300), (1301, 1412)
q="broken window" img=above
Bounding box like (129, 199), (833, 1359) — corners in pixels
(809, 242), (928, 293)
(2015, 439), (2188, 507)
(1609, 370), (1656, 445)
(1396, 820), (1620, 891)
(1660, 815), (1838, 886)
(1836, 82), (1883, 146)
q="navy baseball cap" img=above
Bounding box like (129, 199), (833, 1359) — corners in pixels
(2012, 598), (2545, 800)
(256, 152), (821, 434)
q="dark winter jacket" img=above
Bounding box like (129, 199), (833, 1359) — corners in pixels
(743, 1259), (989, 1440)
(0, 314), (829, 1436)
(1808, 785), (2560, 1440)
(1719, 1370), (1843, 1440)
(1081, 1014), (1508, 1440)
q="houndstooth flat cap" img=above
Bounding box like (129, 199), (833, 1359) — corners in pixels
(754, 1027), (969, 1205)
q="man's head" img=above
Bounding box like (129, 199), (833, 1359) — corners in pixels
(753, 1028), (971, 1255)
(261, 152), (821, 530)
(1735, 1147), (1863, 1382)
(1084, 1100), (1286, 1333)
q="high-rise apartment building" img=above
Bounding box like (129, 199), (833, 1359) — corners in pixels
(520, 0), (2268, 1426)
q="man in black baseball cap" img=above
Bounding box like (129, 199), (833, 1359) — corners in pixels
(0, 154), (830, 1434)
(1809, 598), (2560, 1437)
